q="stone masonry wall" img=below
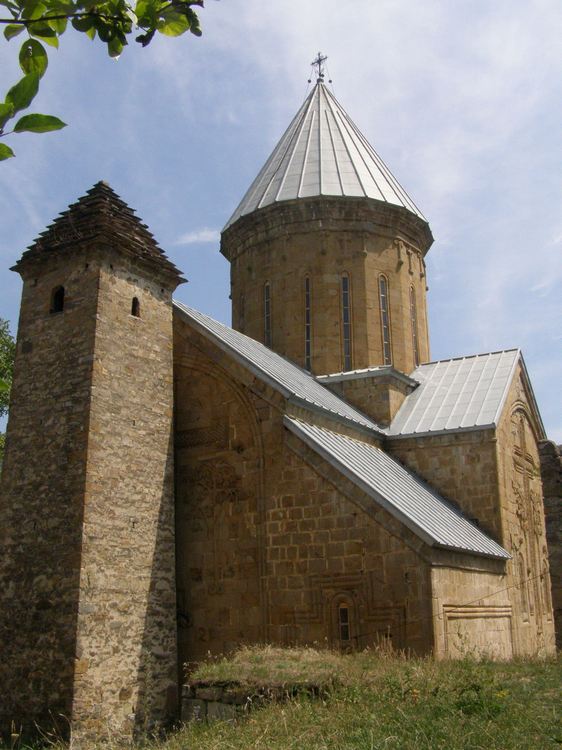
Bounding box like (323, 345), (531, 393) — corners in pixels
(71, 257), (178, 739)
(0, 250), (98, 738)
(174, 316), (435, 659)
(222, 198), (431, 376)
(387, 430), (503, 542)
(174, 348), (265, 671)
(431, 567), (513, 659)
(325, 374), (413, 428)
(495, 368), (555, 656)
(267, 435), (433, 653)
(539, 441), (562, 649)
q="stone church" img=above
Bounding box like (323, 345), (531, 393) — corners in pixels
(0, 68), (556, 740)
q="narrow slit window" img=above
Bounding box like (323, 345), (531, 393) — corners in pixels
(378, 275), (392, 365)
(50, 285), (65, 314)
(341, 275), (352, 370)
(409, 286), (420, 367)
(131, 297), (140, 317)
(304, 276), (312, 371)
(264, 282), (271, 347)
(338, 604), (350, 644)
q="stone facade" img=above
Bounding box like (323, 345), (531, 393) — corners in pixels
(539, 441), (562, 648)
(172, 316), (550, 666)
(0, 78), (557, 739)
(0, 184), (182, 741)
(222, 198), (432, 376)
(387, 364), (555, 657)
(319, 369), (416, 428)
(173, 316), (435, 661)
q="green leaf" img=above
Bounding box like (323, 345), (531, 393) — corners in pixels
(6, 73), (40, 115)
(0, 102), (15, 130)
(19, 38), (48, 78)
(0, 143), (15, 161)
(107, 33), (126, 58)
(28, 23), (59, 47)
(71, 15), (95, 32)
(46, 15), (67, 33)
(4, 24), (25, 41)
(13, 113), (66, 133)
(0, 0), (20, 12)
(157, 10), (189, 36)
(22, 0), (47, 18)
(186, 7), (201, 35)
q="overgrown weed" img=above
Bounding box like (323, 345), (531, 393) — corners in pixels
(3, 648), (560, 750)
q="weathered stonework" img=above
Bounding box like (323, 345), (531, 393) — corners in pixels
(318, 368), (417, 427)
(173, 316), (540, 662)
(221, 198), (432, 376)
(0, 184), (182, 741)
(1, 78), (557, 739)
(539, 441), (561, 648)
(387, 363), (556, 657)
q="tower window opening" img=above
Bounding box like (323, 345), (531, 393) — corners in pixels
(304, 276), (312, 371)
(409, 286), (420, 367)
(378, 275), (392, 365)
(264, 282), (271, 347)
(341, 275), (352, 370)
(131, 297), (140, 318)
(50, 286), (65, 314)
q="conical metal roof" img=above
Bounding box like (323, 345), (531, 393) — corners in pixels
(224, 81), (426, 230)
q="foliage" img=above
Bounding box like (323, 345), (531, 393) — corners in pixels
(0, 0), (204, 158)
(182, 650), (562, 750)
(0, 648), (560, 749)
(0, 317), (15, 417)
(0, 318), (15, 464)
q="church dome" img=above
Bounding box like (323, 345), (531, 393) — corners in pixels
(223, 80), (426, 231)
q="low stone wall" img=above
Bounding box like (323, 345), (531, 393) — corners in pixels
(182, 682), (326, 723)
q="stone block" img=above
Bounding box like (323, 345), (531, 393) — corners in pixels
(196, 686), (224, 702)
(182, 699), (207, 722)
(206, 702), (238, 722)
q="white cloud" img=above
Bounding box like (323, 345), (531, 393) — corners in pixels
(175, 228), (220, 245)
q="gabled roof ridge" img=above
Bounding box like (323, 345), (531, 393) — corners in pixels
(388, 349), (525, 438)
(173, 300), (382, 435)
(417, 348), (520, 368)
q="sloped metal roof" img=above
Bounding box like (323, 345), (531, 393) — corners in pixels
(174, 301), (381, 433)
(317, 365), (419, 388)
(285, 417), (510, 559)
(388, 350), (523, 438)
(223, 81), (426, 230)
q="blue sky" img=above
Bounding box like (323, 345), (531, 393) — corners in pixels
(1, 0), (561, 439)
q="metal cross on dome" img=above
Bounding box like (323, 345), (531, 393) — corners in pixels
(311, 51), (328, 82)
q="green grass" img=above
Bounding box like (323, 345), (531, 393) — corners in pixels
(180, 648), (561, 750)
(6, 648), (561, 750)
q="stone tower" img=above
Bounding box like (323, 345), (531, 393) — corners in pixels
(221, 74), (433, 379)
(0, 183), (184, 741)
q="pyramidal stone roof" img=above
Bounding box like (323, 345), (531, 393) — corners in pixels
(224, 81), (426, 230)
(15, 181), (185, 283)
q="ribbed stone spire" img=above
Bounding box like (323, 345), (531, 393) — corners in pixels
(224, 81), (426, 230)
